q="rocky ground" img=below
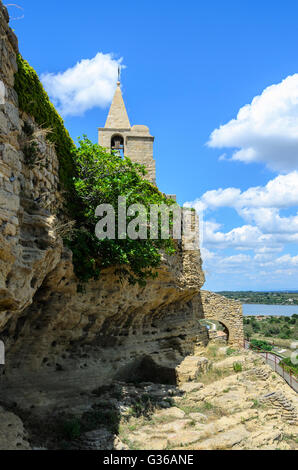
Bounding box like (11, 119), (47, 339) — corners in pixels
(0, 344), (297, 450)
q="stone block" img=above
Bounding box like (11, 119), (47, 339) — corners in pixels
(3, 222), (16, 236)
(4, 102), (20, 131)
(0, 189), (19, 211)
(1, 143), (21, 170)
(0, 111), (8, 134)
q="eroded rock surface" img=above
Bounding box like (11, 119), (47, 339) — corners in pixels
(8, 347), (295, 451)
(0, 406), (30, 450)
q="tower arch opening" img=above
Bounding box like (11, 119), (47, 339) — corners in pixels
(111, 134), (124, 158)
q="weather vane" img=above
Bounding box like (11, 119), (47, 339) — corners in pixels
(118, 65), (121, 84)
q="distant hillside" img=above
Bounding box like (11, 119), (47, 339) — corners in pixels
(218, 291), (298, 305)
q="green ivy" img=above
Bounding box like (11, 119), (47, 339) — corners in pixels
(14, 54), (75, 192)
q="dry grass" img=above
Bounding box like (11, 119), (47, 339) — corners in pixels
(151, 414), (178, 425)
(32, 127), (53, 140)
(177, 398), (227, 421)
(52, 220), (76, 238)
(196, 366), (234, 385)
(203, 344), (222, 360)
(282, 433), (298, 450)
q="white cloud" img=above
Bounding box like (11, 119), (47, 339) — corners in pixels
(41, 53), (123, 116)
(275, 254), (298, 266)
(184, 169), (298, 271)
(208, 74), (298, 172)
(241, 207), (298, 235)
(188, 172), (298, 214)
(186, 172), (298, 243)
(200, 247), (298, 285)
(203, 221), (281, 251)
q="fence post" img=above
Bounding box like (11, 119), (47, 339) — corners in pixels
(275, 354), (276, 372)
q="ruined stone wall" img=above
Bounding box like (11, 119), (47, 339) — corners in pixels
(198, 290), (244, 348)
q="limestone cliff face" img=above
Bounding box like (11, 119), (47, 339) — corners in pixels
(0, 2), (62, 322)
(0, 2), (208, 411)
(0, 247), (208, 410)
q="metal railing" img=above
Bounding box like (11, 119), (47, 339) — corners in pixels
(244, 339), (298, 393)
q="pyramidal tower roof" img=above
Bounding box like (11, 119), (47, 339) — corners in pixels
(105, 81), (131, 129)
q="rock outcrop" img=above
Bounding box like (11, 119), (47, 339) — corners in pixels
(0, 1), (210, 415)
(0, 1), (247, 450)
(109, 347), (298, 451)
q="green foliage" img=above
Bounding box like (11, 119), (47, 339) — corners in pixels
(280, 357), (298, 376)
(250, 319), (260, 332)
(244, 315), (297, 344)
(23, 141), (39, 168)
(202, 401), (214, 410)
(83, 408), (119, 434)
(278, 324), (291, 339)
(244, 324), (254, 340)
(64, 136), (177, 286)
(62, 418), (81, 440)
(14, 54), (75, 192)
(233, 362), (243, 372)
(129, 394), (160, 418)
(226, 348), (236, 356)
(251, 399), (263, 409)
(250, 339), (273, 351)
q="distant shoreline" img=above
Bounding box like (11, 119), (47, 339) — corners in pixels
(218, 291), (298, 306)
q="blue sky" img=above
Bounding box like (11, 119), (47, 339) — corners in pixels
(9, 0), (298, 291)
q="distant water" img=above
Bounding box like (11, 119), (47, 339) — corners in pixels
(242, 303), (298, 316)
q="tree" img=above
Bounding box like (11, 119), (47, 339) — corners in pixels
(64, 137), (177, 286)
(244, 325), (254, 340)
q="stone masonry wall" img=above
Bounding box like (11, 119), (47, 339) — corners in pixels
(126, 130), (156, 184)
(198, 290), (244, 348)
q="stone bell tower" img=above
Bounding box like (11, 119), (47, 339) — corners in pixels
(98, 79), (156, 184)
